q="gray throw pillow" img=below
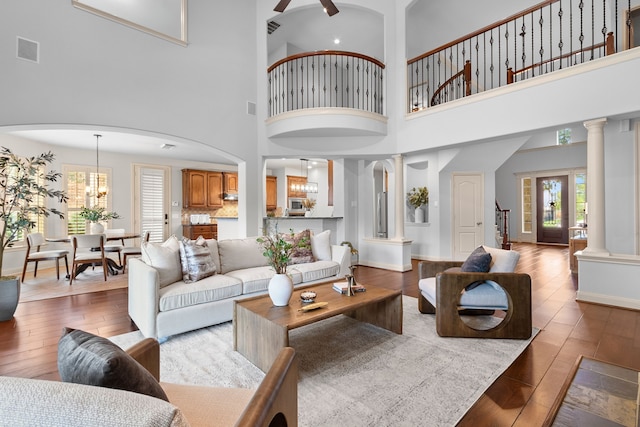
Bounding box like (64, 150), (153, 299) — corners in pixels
(179, 236), (217, 283)
(460, 246), (492, 290)
(57, 328), (169, 401)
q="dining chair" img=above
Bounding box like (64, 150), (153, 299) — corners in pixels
(104, 228), (125, 266)
(70, 234), (108, 285)
(121, 231), (150, 272)
(22, 233), (70, 282)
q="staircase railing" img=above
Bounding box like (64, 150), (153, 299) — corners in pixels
(267, 50), (385, 118)
(496, 201), (511, 250)
(407, 0), (633, 113)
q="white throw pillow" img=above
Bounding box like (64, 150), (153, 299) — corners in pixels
(141, 235), (182, 287)
(481, 245), (520, 272)
(311, 230), (332, 261)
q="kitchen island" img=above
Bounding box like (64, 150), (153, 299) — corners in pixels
(263, 216), (343, 243)
(215, 216), (239, 240)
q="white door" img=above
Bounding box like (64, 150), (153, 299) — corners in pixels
(133, 164), (171, 242)
(453, 173), (484, 259)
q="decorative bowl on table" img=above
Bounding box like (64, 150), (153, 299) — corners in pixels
(300, 290), (317, 303)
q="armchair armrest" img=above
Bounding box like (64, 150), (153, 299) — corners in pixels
(236, 347), (298, 427)
(436, 271), (532, 339)
(418, 260), (463, 279)
(126, 338), (161, 382)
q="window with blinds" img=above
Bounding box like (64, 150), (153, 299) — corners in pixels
(63, 165), (113, 235)
(140, 167), (165, 243)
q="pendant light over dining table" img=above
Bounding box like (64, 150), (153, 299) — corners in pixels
(86, 133), (108, 201)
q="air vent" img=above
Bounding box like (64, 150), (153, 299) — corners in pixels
(267, 20), (281, 35)
(16, 37), (39, 63)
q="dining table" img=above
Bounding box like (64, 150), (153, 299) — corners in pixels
(46, 232), (141, 278)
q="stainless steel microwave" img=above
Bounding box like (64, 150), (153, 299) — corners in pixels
(288, 197), (305, 214)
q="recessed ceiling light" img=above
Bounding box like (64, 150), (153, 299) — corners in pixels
(334, 38), (340, 45)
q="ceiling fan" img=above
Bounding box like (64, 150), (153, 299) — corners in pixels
(274, 0), (339, 17)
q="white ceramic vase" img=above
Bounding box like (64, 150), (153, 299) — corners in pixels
(415, 206), (425, 223)
(89, 222), (105, 234)
(268, 273), (293, 306)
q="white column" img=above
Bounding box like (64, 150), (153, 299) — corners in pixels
(393, 154), (405, 240)
(582, 118), (609, 255)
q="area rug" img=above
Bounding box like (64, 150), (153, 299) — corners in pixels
(110, 295), (537, 426)
(19, 268), (128, 303)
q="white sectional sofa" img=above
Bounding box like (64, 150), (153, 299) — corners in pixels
(128, 232), (350, 339)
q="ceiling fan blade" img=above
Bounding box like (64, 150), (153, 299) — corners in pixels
(274, 0), (292, 13)
(319, 0), (339, 16)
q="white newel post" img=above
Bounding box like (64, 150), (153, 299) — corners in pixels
(582, 118), (609, 256)
(393, 154), (405, 240)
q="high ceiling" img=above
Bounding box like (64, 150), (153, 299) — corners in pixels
(7, 3), (385, 165)
(267, 5), (383, 62)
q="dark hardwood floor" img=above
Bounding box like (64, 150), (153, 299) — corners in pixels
(2, 242), (639, 426)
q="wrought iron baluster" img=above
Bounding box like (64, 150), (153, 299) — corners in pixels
(559, 0), (564, 70)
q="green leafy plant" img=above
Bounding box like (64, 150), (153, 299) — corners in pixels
(79, 206), (121, 223)
(0, 147), (68, 277)
(407, 186), (429, 209)
(257, 228), (310, 274)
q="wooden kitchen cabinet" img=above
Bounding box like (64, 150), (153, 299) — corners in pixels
(182, 169), (223, 209)
(287, 175), (307, 198)
(207, 172), (223, 208)
(266, 175), (277, 210)
(224, 172), (238, 193)
(183, 224), (218, 240)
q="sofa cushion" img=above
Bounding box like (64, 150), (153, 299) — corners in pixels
(284, 229), (314, 264)
(179, 237), (216, 283)
(204, 238), (221, 273)
(311, 230), (332, 261)
(482, 245), (520, 272)
(289, 260), (340, 282)
(218, 237), (268, 274)
(418, 277), (508, 310)
(57, 328), (169, 402)
(225, 266), (275, 294)
(141, 235), (182, 288)
(158, 275), (243, 312)
(0, 376), (188, 427)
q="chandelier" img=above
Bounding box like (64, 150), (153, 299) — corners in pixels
(85, 134), (108, 200)
(290, 159), (318, 193)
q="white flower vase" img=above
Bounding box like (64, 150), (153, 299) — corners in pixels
(268, 273), (293, 306)
(89, 222), (105, 234)
(415, 206), (425, 223)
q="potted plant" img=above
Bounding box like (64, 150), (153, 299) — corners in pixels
(407, 186), (429, 223)
(79, 206), (121, 234)
(257, 227), (310, 306)
(0, 147), (68, 321)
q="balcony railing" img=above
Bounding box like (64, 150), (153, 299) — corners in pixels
(268, 51), (385, 118)
(407, 0), (634, 112)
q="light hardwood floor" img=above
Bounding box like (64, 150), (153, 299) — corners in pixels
(1, 243), (639, 426)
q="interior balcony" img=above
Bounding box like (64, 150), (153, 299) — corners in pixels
(265, 50), (387, 138)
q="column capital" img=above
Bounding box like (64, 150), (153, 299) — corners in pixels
(583, 118), (607, 130)
(392, 154), (403, 160)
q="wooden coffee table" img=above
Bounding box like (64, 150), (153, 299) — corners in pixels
(233, 281), (403, 372)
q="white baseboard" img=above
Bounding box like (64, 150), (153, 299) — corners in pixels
(576, 290), (640, 311)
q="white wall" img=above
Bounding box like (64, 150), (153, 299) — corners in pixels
(0, 133), (236, 275)
(0, 0), (261, 237)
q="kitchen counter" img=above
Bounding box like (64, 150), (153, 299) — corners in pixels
(263, 216), (343, 244)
